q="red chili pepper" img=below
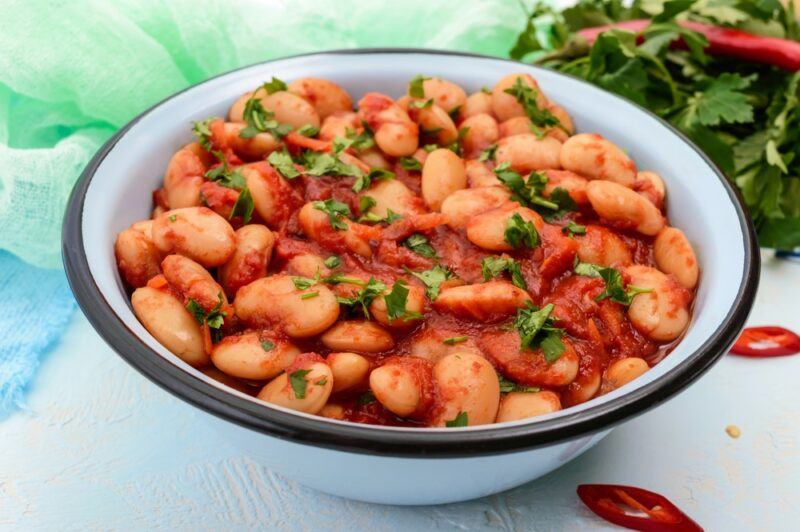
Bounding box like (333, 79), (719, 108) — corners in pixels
(577, 19), (800, 71)
(730, 326), (800, 357)
(577, 484), (703, 531)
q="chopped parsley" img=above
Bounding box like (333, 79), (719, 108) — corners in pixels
(478, 143), (498, 162)
(240, 97), (293, 139)
(301, 151), (362, 178)
(296, 124), (319, 137)
(313, 199), (351, 231)
(359, 195), (377, 214)
(262, 77), (288, 94)
(409, 98), (434, 109)
(494, 163), (561, 213)
(191, 117), (215, 151)
(323, 255), (341, 269)
(301, 291), (319, 300)
(359, 209), (403, 224)
(562, 220), (587, 237)
(267, 150), (300, 179)
(336, 277), (387, 319)
(186, 292), (226, 342)
(503, 76), (565, 134)
(504, 213), (540, 249)
(352, 168), (395, 193)
(405, 264), (454, 300)
(446, 126), (470, 157)
(289, 369), (312, 399)
(480, 256), (527, 289)
(398, 157), (422, 171)
(402, 233), (437, 258)
(384, 280), (422, 323)
(205, 152), (246, 190)
(512, 303), (565, 364)
(168, 215), (177, 223)
(260, 340), (275, 352)
(345, 126), (375, 151)
(498, 375), (540, 394)
(443, 336), (468, 345)
(596, 267), (653, 306)
(445, 411), (469, 427)
(292, 276), (317, 290)
(358, 391), (376, 405)
(230, 187), (255, 223)
(408, 74), (430, 98)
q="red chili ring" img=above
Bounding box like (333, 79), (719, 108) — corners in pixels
(730, 326), (800, 357)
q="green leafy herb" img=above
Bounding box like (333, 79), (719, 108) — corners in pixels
(447, 126), (470, 156)
(240, 97), (293, 139)
(511, 0), (800, 249)
(301, 151), (363, 178)
(423, 143), (439, 152)
(359, 209), (403, 224)
(498, 375), (540, 393)
(504, 76), (565, 133)
(443, 336), (468, 345)
(405, 265), (454, 300)
(292, 276), (317, 290)
(594, 267), (653, 306)
(267, 150), (301, 179)
(512, 303), (565, 363)
(399, 157), (422, 171)
(345, 126), (375, 151)
(494, 163), (570, 218)
(573, 261), (605, 278)
(313, 199), (351, 231)
(191, 117), (215, 151)
(289, 369), (311, 399)
(359, 195), (377, 214)
(260, 340), (275, 352)
(168, 215), (177, 223)
(358, 391), (376, 405)
(445, 411), (469, 427)
(384, 280), (422, 323)
(562, 220), (587, 236)
(263, 77), (288, 94)
(205, 152), (246, 190)
(229, 187), (255, 224)
(480, 256), (527, 289)
(409, 98), (434, 109)
(324, 255), (341, 269)
(320, 273), (367, 286)
(296, 124), (320, 137)
(186, 293), (227, 334)
(336, 277), (387, 319)
(504, 213), (540, 249)
(478, 143), (498, 162)
(353, 168), (395, 193)
(408, 74), (430, 98)
(301, 291), (319, 300)
(402, 233), (437, 258)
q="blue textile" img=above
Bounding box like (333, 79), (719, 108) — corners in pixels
(0, 251), (75, 416)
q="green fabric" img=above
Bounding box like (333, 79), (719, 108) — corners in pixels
(0, 0), (526, 268)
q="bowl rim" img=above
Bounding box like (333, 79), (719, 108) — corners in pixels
(62, 48), (760, 458)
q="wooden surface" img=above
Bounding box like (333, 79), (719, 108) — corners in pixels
(2, 251), (798, 530)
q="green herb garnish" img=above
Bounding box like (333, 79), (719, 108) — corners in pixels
(481, 256), (527, 289)
(313, 199), (351, 231)
(443, 336), (468, 345)
(402, 233), (437, 258)
(504, 213), (540, 249)
(267, 150), (301, 180)
(445, 411), (469, 427)
(405, 265), (454, 300)
(289, 369), (311, 399)
(512, 303), (565, 363)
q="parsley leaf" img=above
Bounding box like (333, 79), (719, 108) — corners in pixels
(301, 291), (319, 300)
(263, 77), (288, 94)
(358, 391), (376, 405)
(384, 280), (422, 323)
(478, 143), (498, 162)
(186, 293), (227, 334)
(504, 76), (565, 132)
(313, 199), (351, 231)
(504, 213), (540, 249)
(260, 340), (275, 352)
(345, 126), (375, 151)
(562, 220), (587, 236)
(337, 277), (387, 319)
(443, 336), (468, 345)
(289, 369), (312, 399)
(230, 187), (255, 224)
(240, 97), (293, 139)
(445, 411), (469, 427)
(205, 152), (246, 190)
(405, 265), (454, 300)
(408, 74), (430, 98)
(301, 151), (363, 178)
(498, 375), (540, 394)
(323, 255), (341, 269)
(353, 168), (395, 193)
(594, 267), (653, 306)
(494, 163), (563, 214)
(296, 124), (319, 137)
(513, 303), (565, 363)
(191, 118), (215, 151)
(402, 233), (437, 258)
(292, 276), (317, 290)
(678, 73), (755, 128)
(481, 256), (527, 289)
(267, 150), (301, 179)
(399, 157), (422, 171)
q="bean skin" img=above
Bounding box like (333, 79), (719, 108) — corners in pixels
(218, 224), (275, 298)
(288, 77), (353, 120)
(586, 180), (665, 236)
(496, 391), (561, 423)
(434, 281), (532, 322)
(151, 207), (236, 267)
(495, 134), (562, 173)
(421, 149), (467, 211)
(433, 352), (500, 427)
(257, 355), (333, 414)
(211, 331), (299, 380)
(560, 133), (636, 186)
(115, 223), (161, 288)
(320, 321), (395, 353)
(654, 227), (699, 290)
(625, 265), (691, 342)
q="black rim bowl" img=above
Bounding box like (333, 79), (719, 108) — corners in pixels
(62, 48), (760, 458)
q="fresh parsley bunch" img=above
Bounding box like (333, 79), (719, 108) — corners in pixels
(512, 0), (800, 249)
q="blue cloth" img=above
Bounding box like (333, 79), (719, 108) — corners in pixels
(0, 251), (75, 416)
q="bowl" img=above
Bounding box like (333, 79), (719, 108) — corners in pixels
(62, 49), (759, 505)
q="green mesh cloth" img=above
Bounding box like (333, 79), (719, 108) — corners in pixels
(0, 0), (526, 268)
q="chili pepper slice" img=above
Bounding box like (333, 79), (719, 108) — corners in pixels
(730, 326), (800, 357)
(577, 484), (703, 531)
(577, 20), (800, 71)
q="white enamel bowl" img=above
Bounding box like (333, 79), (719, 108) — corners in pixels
(63, 50), (759, 505)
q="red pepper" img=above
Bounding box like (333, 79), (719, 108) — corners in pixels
(577, 484), (703, 531)
(730, 326), (800, 357)
(577, 19), (800, 71)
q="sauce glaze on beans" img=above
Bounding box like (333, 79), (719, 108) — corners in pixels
(116, 73), (699, 428)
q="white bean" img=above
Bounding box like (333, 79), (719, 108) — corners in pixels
(586, 180), (665, 236)
(560, 133), (636, 186)
(654, 227), (699, 290)
(151, 207), (236, 267)
(421, 149), (467, 211)
(320, 321), (394, 353)
(211, 331), (299, 380)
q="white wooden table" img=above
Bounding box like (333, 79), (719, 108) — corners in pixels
(2, 251), (798, 530)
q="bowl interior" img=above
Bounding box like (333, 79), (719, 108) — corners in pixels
(79, 51), (747, 433)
